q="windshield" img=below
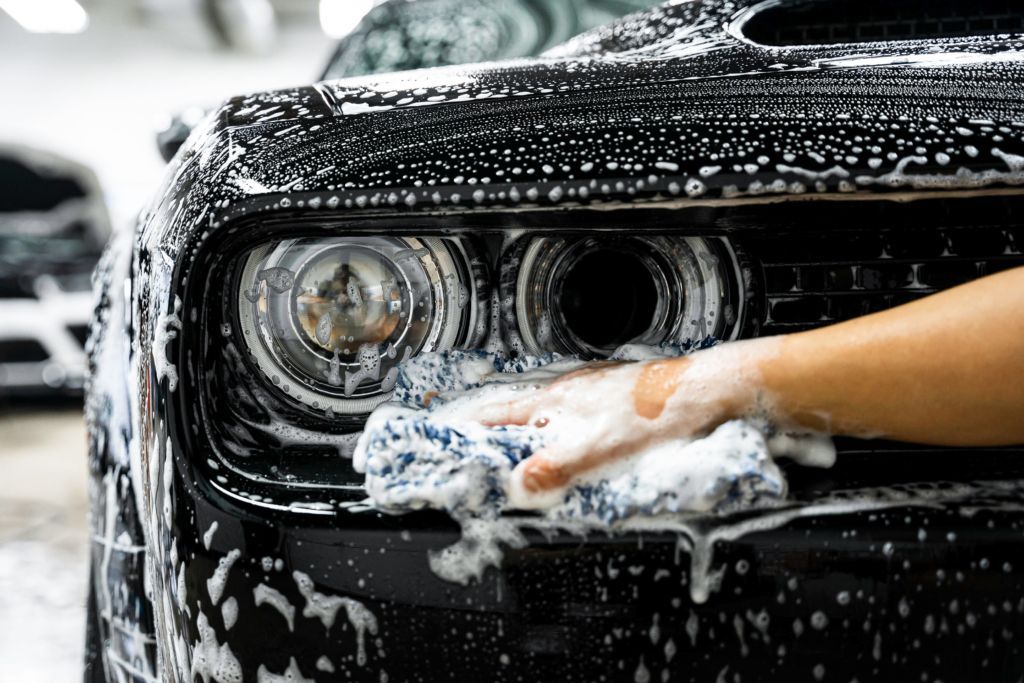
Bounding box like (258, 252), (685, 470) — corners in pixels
(321, 0), (661, 80)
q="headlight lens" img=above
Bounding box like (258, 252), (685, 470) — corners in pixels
(505, 235), (742, 358)
(238, 236), (483, 414)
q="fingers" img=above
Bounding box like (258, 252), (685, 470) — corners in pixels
(476, 393), (542, 427)
(515, 438), (643, 494)
(469, 360), (624, 426)
(548, 361), (624, 387)
(518, 453), (571, 493)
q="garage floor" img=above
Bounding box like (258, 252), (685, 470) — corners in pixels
(0, 407), (89, 681)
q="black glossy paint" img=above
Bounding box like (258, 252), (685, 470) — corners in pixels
(86, 0), (1024, 680)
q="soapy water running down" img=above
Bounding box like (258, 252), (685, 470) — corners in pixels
(353, 345), (1024, 602)
(353, 343), (838, 584)
(355, 343), (838, 521)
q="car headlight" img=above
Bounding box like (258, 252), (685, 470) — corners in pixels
(189, 224), (747, 499)
(237, 236), (485, 414)
(503, 235), (743, 358)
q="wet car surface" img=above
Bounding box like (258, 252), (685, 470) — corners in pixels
(85, 0), (1024, 680)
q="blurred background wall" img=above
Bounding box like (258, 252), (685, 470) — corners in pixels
(0, 0), (338, 227)
(0, 2), (346, 678)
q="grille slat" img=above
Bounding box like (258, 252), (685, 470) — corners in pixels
(768, 289), (940, 297)
(765, 253), (1024, 267)
(0, 340), (49, 364)
(744, 0), (1024, 46)
(752, 224), (1024, 335)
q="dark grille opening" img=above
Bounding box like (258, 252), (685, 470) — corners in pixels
(752, 222), (1024, 335)
(0, 340), (49, 363)
(68, 325), (90, 348)
(0, 276), (33, 299)
(742, 0), (1024, 46)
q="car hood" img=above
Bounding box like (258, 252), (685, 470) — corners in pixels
(146, 0), (1024, 254)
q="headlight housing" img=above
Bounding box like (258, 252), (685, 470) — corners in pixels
(184, 218), (749, 502)
(503, 235), (743, 358)
(238, 236), (485, 414)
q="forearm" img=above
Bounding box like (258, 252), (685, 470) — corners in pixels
(747, 267), (1024, 446)
(476, 268), (1024, 493)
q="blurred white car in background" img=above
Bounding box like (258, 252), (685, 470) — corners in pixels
(0, 145), (109, 395)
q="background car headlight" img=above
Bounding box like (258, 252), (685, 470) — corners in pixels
(238, 236), (484, 414)
(504, 235), (743, 358)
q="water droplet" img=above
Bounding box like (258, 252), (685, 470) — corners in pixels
(810, 611), (829, 630)
(315, 313), (333, 346)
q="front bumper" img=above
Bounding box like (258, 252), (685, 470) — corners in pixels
(167, 448), (1024, 682)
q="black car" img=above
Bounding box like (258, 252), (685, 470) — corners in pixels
(85, 0), (1024, 681)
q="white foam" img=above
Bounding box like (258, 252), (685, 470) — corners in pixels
(153, 296), (182, 392)
(256, 657), (314, 683)
(253, 583), (296, 632)
(206, 549), (240, 607)
(191, 612), (243, 683)
(355, 345), (840, 590)
(221, 597), (238, 630)
(428, 518), (527, 585)
(203, 521), (218, 551)
(357, 344), (832, 522)
(292, 571), (379, 666)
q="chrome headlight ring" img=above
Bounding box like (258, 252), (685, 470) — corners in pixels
(237, 236), (482, 414)
(503, 234), (744, 358)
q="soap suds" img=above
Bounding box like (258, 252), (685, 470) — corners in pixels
(428, 518), (527, 585)
(359, 345), (815, 521)
(153, 296), (183, 392)
(354, 346), (835, 585)
(292, 571), (379, 665)
(254, 583), (296, 632)
(221, 597), (238, 630)
(203, 521), (219, 551)
(257, 657), (314, 683)
(207, 549), (241, 607)
(191, 612), (243, 683)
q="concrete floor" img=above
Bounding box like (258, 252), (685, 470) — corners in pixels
(0, 407), (90, 681)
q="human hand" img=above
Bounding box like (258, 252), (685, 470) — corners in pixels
(467, 346), (760, 500)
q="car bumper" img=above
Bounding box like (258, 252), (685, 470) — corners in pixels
(164, 447), (1024, 682)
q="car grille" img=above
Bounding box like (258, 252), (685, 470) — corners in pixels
(0, 340), (49, 363)
(743, 0), (1024, 46)
(68, 325), (90, 348)
(739, 196), (1024, 458)
(0, 276), (32, 299)
(750, 219), (1024, 336)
